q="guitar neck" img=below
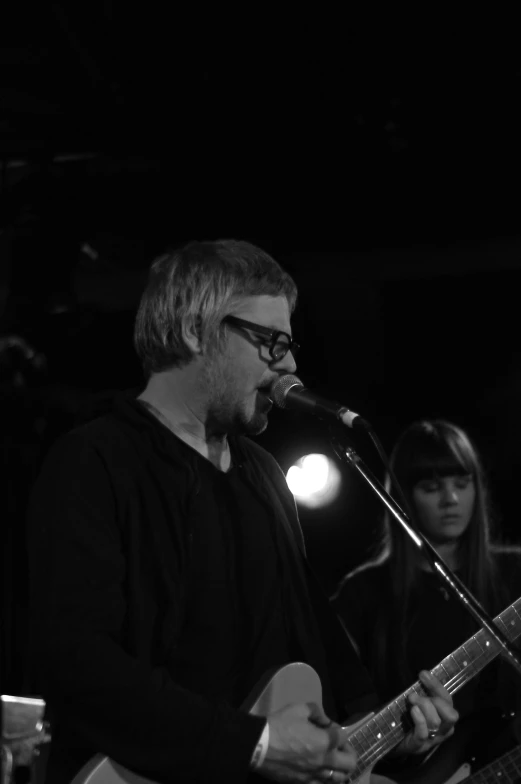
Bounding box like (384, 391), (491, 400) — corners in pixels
(347, 597), (521, 782)
(470, 744), (521, 784)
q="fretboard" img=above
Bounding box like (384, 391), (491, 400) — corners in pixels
(346, 595), (521, 783)
(470, 743), (521, 784)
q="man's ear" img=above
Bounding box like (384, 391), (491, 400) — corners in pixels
(181, 317), (203, 355)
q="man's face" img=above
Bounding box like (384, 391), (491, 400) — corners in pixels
(202, 295), (297, 435)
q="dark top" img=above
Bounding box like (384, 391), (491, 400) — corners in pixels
(27, 394), (377, 784)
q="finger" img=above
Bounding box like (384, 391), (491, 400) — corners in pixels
(418, 671), (454, 706)
(408, 697), (455, 749)
(326, 746), (358, 774)
(430, 700), (459, 734)
(307, 718), (353, 755)
(333, 723), (356, 750)
(418, 671), (460, 727)
(410, 704), (431, 741)
(410, 693), (443, 729)
(324, 721), (349, 751)
(307, 702), (334, 727)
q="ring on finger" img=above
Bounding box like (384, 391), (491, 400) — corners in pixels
(427, 728), (439, 739)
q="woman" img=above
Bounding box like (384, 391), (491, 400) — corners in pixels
(332, 419), (521, 778)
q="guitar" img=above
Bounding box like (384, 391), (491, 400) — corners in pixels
(71, 595), (521, 784)
(429, 741), (521, 784)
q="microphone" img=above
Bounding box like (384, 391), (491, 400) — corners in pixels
(270, 374), (372, 431)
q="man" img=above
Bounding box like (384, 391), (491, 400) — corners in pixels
(27, 240), (457, 783)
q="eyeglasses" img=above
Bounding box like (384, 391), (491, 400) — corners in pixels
(223, 315), (300, 362)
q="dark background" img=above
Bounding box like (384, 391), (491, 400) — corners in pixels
(2, 6), (521, 695)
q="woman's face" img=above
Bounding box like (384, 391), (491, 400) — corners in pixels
(411, 474), (476, 544)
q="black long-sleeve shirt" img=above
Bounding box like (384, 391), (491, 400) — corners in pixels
(28, 394), (376, 783)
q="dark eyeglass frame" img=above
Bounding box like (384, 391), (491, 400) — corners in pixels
(223, 315), (300, 362)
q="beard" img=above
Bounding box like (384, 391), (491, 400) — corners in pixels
(239, 394), (271, 435)
(201, 354), (271, 436)
(207, 389), (270, 436)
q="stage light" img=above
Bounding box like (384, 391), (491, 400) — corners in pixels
(286, 453), (341, 508)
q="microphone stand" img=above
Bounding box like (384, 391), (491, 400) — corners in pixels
(332, 435), (521, 678)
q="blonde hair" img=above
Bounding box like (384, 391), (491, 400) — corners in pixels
(134, 239), (298, 374)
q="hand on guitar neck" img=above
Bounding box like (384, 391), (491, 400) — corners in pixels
(396, 670), (459, 756)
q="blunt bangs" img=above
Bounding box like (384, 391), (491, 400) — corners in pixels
(407, 451), (473, 486)
(393, 421), (477, 490)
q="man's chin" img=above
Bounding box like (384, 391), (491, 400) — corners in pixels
(234, 410), (269, 436)
(249, 417), (269, 436)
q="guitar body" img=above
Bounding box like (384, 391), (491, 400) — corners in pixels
(71, 662), (371, 784)
(442, 764), (471, 784)
(398, 705), (520, 784)
(70, 756), (157, 784)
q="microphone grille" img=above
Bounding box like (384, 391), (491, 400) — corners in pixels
(270, 374), (303, 408)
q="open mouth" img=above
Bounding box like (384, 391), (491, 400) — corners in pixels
(257, 388), (273, 404)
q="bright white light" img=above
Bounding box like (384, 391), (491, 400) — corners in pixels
(286, 453), (341, 508)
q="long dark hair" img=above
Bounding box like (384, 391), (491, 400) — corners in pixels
(366, 419), (506, 692)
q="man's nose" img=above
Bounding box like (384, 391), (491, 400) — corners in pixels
(275, 349), (297, 375)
